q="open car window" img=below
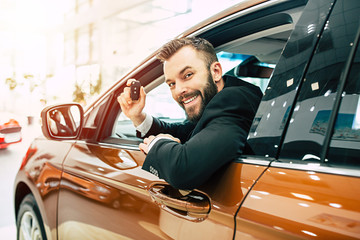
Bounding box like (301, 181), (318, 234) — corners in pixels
(109, 52), (274, 144)
(113, 82), (186, 141)
(100, 2), (306, 146)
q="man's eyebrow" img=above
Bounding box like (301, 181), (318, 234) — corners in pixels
(179, 66), (192, 75)
(165, 66), (192, 84)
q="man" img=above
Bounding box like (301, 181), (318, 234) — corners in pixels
(118, 37), (262, 189)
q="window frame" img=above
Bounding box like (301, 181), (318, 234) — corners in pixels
(84, 0), (309, 149)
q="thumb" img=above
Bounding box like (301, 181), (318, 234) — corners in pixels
(140, 86), (146, 104)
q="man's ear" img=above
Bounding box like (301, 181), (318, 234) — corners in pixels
(210, 62), (223, 82)
(210, 62), (224, 91)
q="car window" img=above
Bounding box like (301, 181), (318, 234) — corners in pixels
(278, 0), (360, 162)
(327, 28), (360, 168)
(113, 82), (186, 140)
(104, 3), (310, 146)
(246, 0), (335, 157)
(112, 52), (275, 142)
(81, 95), (110, 140)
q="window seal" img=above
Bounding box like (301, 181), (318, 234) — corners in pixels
(235, 156), (274, 166)
(271, 160), (360, 178)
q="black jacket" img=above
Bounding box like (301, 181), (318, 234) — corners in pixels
(141, 76), (262, 189)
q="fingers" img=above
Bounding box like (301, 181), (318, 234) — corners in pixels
(140, 134), (181, 155)
(139, 135), (155, 155)
(156, 133), (181, 143)
(126, 79), (137, 86)
(139, 86), (146, 104)
(117, 94), (129, 110)
(117, 85), (133, 108)
(123, 87), (132, 104)
(139, 143), (148, 155)
(143, 135), (155, 144)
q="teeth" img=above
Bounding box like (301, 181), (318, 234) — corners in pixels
(183, 95), (197, 104)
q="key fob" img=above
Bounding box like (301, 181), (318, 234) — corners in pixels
(130, 80), (141, 100)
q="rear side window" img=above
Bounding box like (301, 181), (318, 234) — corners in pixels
(327, 33), (360, 167)
(246, 0), (335, 157)
(279, 0), (360, 163)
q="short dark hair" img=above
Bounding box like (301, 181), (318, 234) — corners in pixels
(156, 37), (218, 69)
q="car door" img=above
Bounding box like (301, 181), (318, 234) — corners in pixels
(55, 57), (268, 239)
(235, 0), (360, 239)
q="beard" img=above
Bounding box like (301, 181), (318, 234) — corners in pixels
(178, 72), (218, 123)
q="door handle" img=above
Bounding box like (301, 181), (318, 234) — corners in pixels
(148, 184), (210, 222)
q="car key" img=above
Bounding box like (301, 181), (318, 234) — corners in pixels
(130, 80), (141, 100)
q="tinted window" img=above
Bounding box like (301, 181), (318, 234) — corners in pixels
(246, 0), (335, 157)
(327, 26), (360, 167)
(279, 0), (360, 161)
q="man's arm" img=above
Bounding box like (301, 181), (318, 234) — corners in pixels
(141, 86), (262, 189)
(142, 117), (248, 189)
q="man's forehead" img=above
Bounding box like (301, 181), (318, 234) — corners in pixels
(163, 46), (203, 77)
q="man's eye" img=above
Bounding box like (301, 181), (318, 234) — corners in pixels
(168, 82), (175, 88)
(185, 73), (193, 79)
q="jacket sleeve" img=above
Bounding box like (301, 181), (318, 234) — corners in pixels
(137, 117), (195, 144)
(142, 86), (262, 189)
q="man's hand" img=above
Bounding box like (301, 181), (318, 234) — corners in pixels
(117, 79), (147, 126)
(139, 134), (180, 154)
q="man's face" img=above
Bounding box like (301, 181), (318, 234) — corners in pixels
(164, 46), (218, 123)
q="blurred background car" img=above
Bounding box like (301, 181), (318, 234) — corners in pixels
(0, 113), (22, 149)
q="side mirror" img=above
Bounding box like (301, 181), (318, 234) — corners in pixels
(41, 103), (84, 140)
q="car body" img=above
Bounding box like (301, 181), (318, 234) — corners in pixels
(0, 112), (22, 149)
(14, 0), (360, 239)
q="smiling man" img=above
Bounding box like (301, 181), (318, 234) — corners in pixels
(117, 37), (262, 190)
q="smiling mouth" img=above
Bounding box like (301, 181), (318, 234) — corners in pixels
(182, 95), (198, 105)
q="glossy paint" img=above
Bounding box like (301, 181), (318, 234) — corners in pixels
(236, 167), (360, 239)
(54, 141), (267, 239)
(14, 140), (74, 240)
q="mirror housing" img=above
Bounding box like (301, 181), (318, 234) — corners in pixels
(41, 103), (84, 140)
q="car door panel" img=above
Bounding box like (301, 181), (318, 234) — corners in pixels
(57, 141), (168, 240)
(235, 167), (360, 239)
(162, 162), (269, 239)
(57, 140), (268, 239)
(15, 140), (74, 240)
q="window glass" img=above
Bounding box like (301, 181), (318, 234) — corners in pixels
(327, 31), (360, 167)
(81, 96), (109, 140)
(246, 0), (335, 157)
(279, 0), (360, 161)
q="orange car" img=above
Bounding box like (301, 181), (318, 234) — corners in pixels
(0, 113), (22, 149)
(14, 0), (360, 239)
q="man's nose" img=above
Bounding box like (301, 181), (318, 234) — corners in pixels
(175, 81), (188, 96)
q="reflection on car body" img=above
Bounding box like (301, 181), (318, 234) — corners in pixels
(14, 0), (360, 239)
